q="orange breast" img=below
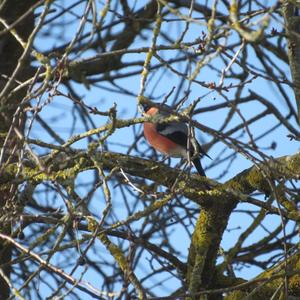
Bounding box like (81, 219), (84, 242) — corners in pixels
(144, 122), (181, 156)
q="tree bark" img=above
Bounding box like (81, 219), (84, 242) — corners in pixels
(0, 1), (35, 298)
(282, 2), (300, 124)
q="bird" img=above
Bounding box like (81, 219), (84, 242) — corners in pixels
(142, 103), (209, 176)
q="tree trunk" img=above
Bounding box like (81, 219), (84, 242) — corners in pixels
(0, 1), (35, 298)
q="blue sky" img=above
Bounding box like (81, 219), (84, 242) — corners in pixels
(22, 0), (300, 298)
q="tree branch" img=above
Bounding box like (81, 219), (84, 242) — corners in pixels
(282, 2), (300, 124)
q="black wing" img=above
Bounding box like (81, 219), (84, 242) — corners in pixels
(157, 123), (188, 148)
(157, 121), (210, 158)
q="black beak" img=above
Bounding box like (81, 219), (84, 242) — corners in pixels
(141, 103), (150, 112)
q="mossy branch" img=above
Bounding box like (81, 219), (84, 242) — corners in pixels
(282, 1), (300, 124)
(87, 216), (145, 299)
(1, 151), (300, 213)
(230, 0), (269, 42)
(224, 252), (300, 299)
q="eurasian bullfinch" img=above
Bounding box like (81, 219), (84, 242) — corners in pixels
(143, 104), (208, 176)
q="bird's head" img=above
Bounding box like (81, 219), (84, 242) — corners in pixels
(142, 102), (173, 117)
(141, 103), (159, 116)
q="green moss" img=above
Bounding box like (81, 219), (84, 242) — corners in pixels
(99, 1), (109, 18)
(225, 179), (243, 191)
(225, 291), (247, 300)
(230, 1), (238, 17)
(246, 169), (263, 188)
(225, 254), (300, 298)
(102, 235), (128, 271)
(187, 210), (215, 293)
(1, 163), (18, 183)
(286, 154), (300, 174)
(288, 210), (300, 222)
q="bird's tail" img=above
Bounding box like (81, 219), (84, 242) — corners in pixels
(192, 157), (206, 177)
